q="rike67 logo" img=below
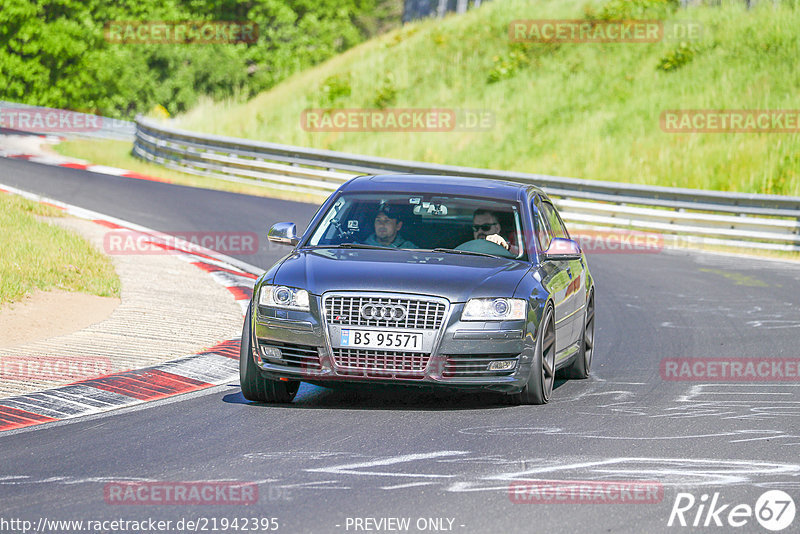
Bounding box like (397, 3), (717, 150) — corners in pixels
(668, 490), (796, 531)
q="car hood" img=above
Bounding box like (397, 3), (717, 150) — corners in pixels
(272, 248), (530, 302)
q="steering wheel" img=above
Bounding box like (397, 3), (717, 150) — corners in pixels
(455, 239), (515, 258)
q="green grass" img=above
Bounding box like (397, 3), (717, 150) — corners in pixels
(169, 0), (800, 196)
(0, 193), (121, 304)
(52, 139), (329, 204)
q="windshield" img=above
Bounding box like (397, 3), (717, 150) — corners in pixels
(306, 192), (527, 260)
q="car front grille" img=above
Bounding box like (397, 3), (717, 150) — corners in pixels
(443, 355), (517, 378)
(324, 295), (447, 330)
(331, 348), (430, 377)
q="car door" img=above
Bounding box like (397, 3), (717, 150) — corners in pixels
(532, 197), (575, 356)
(556, 204), (588, 345)
(540, 199), (585, 347)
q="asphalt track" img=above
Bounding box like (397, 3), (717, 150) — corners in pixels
(2, 157), (800, 533)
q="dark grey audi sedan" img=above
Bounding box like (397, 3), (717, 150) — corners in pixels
(240, 174), (595, 405)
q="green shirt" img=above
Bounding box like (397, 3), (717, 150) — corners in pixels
(364, 233), (417, 249)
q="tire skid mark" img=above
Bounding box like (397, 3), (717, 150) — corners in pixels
(255, 451), (800, 493)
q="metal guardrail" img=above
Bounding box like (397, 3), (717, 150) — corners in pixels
(134, 116), (800, 252)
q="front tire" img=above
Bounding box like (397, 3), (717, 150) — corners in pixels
(239, 304), (299, 403)
(507, 304), (556, 405)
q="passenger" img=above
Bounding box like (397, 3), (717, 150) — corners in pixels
(364, 206), (417, 248)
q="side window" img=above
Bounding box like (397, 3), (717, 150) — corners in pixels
(532, 198), (552, 251)
(541, 201), (568, 240)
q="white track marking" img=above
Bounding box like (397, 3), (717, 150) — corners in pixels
(381, 482), (437, 490)
(307, 451), (470, 478)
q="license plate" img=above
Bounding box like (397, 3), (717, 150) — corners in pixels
(340, 329), (424, 351)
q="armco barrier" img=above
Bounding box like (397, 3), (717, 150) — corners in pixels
(129, 116), (797, 252)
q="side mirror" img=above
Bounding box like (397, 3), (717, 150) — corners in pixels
(544, 238), (581, 260)
(268, 222), (298, 246)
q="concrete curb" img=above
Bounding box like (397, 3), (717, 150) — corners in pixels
(0, 183), (263, 432)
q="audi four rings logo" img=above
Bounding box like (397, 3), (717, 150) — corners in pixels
(360, 304), (407, 321)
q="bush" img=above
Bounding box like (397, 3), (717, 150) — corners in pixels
(0, 0), (401, 118)
(317, 73), (353, 107)
(487, 50), (530, 83)
(657, 42), (698, 71)
(372, 73), (397, 108)
(585, 0), (679, 20)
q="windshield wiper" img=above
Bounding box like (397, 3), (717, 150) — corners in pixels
(309, 243), (403, 251)
(431, 248), (497, 258)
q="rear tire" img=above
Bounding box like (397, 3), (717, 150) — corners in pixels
(562, 290), (594, 379)
(239, 304), (299, 403)
(507, 304), (556, 405)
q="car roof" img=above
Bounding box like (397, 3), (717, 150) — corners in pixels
(340, 174), (546, 201)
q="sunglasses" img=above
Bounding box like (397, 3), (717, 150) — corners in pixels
(472, 223), (499, 232)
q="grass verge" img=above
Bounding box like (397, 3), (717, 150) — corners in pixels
(0, 193), (121, 305)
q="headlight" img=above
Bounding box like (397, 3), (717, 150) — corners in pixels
(462, 298), (526, 321)
(258, 285), (310, 311)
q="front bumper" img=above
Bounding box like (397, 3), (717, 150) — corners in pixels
(250, 293), (535, 393)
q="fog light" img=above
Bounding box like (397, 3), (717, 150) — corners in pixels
(260, 345), (283, 363)
(488, 360), (516, 371)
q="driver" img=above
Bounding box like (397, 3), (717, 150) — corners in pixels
(364, 206), (417, 248)
(472, 209), (510, 250)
